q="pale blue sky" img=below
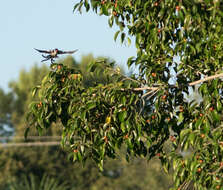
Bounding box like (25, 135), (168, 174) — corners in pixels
(0, 0), (136, 91)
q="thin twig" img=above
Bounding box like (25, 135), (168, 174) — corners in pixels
(212, 125), (223, 133)
(132, 87), (160, 91)
(107, 68), (223, 94)
(121, 77), (142, 85)
(189, 73), (223, 86)
(187, 65), (205, 77)
(120, 86), (159, 92)
(207, 165), (223, 175)
(179, 180), (190, 190)
(139, 88), (159, 114)
(143, 89), (159, 100)
(129, 72), (223, 91)
(107, 67), (143, 85)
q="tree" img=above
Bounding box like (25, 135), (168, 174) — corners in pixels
(1, 56), (171, 190)
(0, 88), (14, 139)
(28, 2), (223, 187)
(8, 64), (50, 136)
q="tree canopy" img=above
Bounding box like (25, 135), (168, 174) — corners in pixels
(27, 1), (223, 189)
(0, 55), (171, 190)
(0, 89), (14, 138)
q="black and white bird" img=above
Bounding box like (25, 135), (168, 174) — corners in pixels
(34, 48), (78, 63)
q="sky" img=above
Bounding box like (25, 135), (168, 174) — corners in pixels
(0, 0), (136, 91)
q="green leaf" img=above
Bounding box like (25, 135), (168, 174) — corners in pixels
(108, 16), (114, 27)
(77, 151), (82, 162)
(188, 132), (195, 146)
(121, 32), (126, 43)
(32, 87), (38, 97)
(178, 112), (184, 123)
(127, 37), (131, 46)
(101, 5), (109, 16)
(195, 118), (202, 129)
(118, 111), (127, 122)
(216, 100), (222, 111)
(127, 56), (135, 67)
(81, 111), (86, 120)
(98, 160), (104, 171)
(73, 3), (80, 12)
(121, 96), (127, 105)
(56, 105), (62, 115)
(212, 110), (221, 122)
(84, 0), (90, 12)
(114, 30), (120, 41)
(180, 129), (192, 142)
(120, 122), (126, 132)
(160, 156), (170, 174)
(87, 102), (96, 110)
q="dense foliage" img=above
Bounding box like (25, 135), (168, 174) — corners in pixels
(0, 57), (171, 190)
(27, 1), (223, 189)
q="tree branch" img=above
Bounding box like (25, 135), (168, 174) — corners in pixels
(131, 72), (223, 91)
(207, 165), (223, 176)
(120, 73), (223, 95)
(132, 87), (160, 91)
(189, 73), (223, 86)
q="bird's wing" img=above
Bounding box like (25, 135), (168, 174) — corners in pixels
(57, 49), (78, 54)
(34, 48), (51, 54)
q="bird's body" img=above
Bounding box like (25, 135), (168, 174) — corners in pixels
(34, 48), (78, 63)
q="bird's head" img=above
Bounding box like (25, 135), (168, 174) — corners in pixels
(55, 48), (59, 53)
